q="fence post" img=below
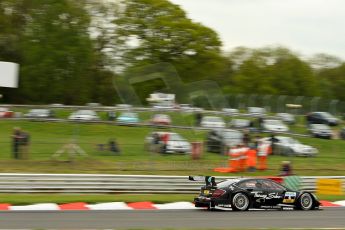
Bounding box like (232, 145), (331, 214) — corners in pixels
(330, 99), (339, 115)
(263, 95), (272, 113)
(310, 97), (321, 112)
(249, 94), (257, 107)
(294, 96), (304, 115)
(236, 94), (244, 110)
(277, 95), (287, 113)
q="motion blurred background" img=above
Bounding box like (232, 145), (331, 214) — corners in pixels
(0, 0), (345, 213)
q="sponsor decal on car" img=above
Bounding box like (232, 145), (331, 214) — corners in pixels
(251, 191), (282, 200)
(283, 192), (296, 203)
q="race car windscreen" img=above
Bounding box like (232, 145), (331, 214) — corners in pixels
(217, 179), (240, 188)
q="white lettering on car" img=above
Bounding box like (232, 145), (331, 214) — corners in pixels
(251, 191), (281, 200)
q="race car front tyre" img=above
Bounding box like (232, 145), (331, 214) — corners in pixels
(296, 193), (314, 210)
(231, 193), (250, 211)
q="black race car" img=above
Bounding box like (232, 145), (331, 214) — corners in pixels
(190, 176), (320, 211)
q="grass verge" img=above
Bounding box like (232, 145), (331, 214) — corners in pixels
(0, 194), (195, 205)
(0, 120), (345, 175)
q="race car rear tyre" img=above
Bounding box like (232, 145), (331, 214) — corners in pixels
(296, 193), (314, 210)
(231, 193), (250, 211)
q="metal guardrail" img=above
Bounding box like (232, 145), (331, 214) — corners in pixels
(0, 174), (344, 194)
(300, 176), (345, 192)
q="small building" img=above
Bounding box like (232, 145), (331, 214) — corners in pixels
(146, 93), (176, 108)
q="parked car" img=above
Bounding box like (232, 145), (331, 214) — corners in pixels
(179, 104), (193, 112)
(230, 119), (258, 133)
(205, 129), (243, 153)
(262, 119), (289, 132)
(248, 107), (266, 117)
(68, 110), (100, 121)
(49, 103), (64, 108)
(151, 114), (171, 125)
(276, 113), (295, 124)
(193, 107), (204, 112)
(308, 124), (332, 139)
(152, 103), (176, 110)
(116, 104), (133, 110)
(230, 119), (251, 129)
(261, 136), (318, 157)
(25, 109), (55, 118)
(222, 108), (239, 116)
(116, 112), (139, 124)
(306, 112), (339, 126)
(179, 104), (203, 113)
(200, 116), (226, 128)
(86, 102), (101, 107)
(0, 107), (14, 118)
(145, 131), (191, 154)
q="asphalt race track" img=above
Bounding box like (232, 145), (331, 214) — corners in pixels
(0, 208), (345, 229)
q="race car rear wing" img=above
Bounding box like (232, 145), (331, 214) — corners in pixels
(189, 176), (216, 187)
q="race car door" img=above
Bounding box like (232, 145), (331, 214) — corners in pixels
(236, 179), (268, 207)
(259, 179), (285, 206)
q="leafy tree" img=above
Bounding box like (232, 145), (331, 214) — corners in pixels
(1, 0), (344, 105)
(0, 0), (118, 105)
(227, 46), (320, 97)
(271, 56), (319, 96)
(18, 0), (96, 104)
(317, 64), (345, 100)
(308, 53), (343, 70)
(113, 0), (227, 83)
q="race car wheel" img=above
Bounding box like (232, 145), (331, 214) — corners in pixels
(297, 193), (314, 210)
(232, 193), (250, 211)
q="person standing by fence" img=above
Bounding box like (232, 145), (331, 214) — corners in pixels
(11, 128), (31, 159)
(21, 131), (31, 159)
(11, 127), (22, 159)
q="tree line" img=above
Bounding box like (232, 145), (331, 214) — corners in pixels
(0, 0), (344, 105)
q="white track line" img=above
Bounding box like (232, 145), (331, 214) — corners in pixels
(86, 202), (133, 210)
(9, 203), (60, 211)
(153, 202), (198, 210)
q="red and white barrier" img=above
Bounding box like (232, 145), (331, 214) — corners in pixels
(0, 201), (344, 211)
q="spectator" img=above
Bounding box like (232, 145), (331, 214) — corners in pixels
(107, 111), (116, 121)
(160, 133), (169, 154)
(257, 116), (264, 132)
(242, 130), (251, 146)
(279, 161), (293, 176)
(149, 132), (161, 153)
(253, 135), (261, 149)
(21, 131), (30, 159)
(108, 139), (120, 154)
(246, 144), (257, 172)
(11, 127), (22, 159)
(152, 132), (160, 145)
(195, 112), (202, 126)
(269, 133), (279, 155)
